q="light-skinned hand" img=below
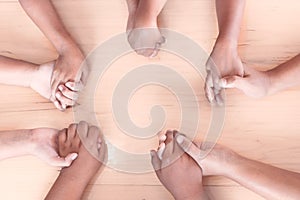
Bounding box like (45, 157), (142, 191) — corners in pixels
(219, 65), (271, 98)
(30, 61), (83, 111)
(176, 134), (241, 177)
(29, 128), (78, 167)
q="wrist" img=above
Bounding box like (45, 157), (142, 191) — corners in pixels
(265, 69), (279, 95)
(62, 155), (100, 180)
(134, 1), (158, 28)
(215, 35), (238, 49)
(25, 129), (38, 155)
(56, 38), (82, 56)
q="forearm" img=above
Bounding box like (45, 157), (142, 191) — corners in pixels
(45, 170), (87, 200)
(134, 0), (167, 26)
(0, 56), (37, 87)
(0, 129), (33, 160)
(18, 0), (78, 54)
(267, 54), (300, 94)
(225, 156), (300, 200)
(215, 0), (245, 45)
(45, 163), (94, 200)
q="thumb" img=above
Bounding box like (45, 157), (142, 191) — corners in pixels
(219, 75), (244, 89)
(176, 135), (201, 164)
(49, 153), (78, 167)
(150, 150), (161, 172)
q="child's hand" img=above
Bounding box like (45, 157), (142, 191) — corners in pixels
(151, 130), (204, 200)
(29, 128), (78, 167)
(58, 121), (106, 177)
(30, 61), (81, 111)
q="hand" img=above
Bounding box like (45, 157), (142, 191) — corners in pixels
(58, 121), (106, 176)
(151, 130), (205, 200)
(176, 134), (240, 177)
(30, 61), (82, 111)
(126, 0), (166, 57)
(127, 27), (166, 58)
(29, 128), (78, 167)
(219, 65), (271, 98)
(205, 41), (244, 105)
(50, 46), (88, 107)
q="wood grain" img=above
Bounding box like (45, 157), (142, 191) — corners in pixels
(0, 0), (299, 199)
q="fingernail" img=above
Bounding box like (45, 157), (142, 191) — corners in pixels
(159, 134), (167, 141)
(71, 153), (78, 161)
(176, 135), (184, 144)
(55, 92), (60, 98)
(62, 104), (67, 109)
(58, 85), (63, 91)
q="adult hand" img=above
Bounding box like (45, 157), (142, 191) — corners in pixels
(176, 134), (240, 176)
(58, 121), (106, 173)
(151, 130), (205, 200)
(205, 42), (244, 105)
(126, 0), (167, 58)
(50, 47), (88, 107)
(30, 61), (84, 111)
(30, 128), (78, 167)
(127, 28), (166, 57)
(219, 65), (271, 98)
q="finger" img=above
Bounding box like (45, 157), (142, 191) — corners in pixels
(215, 92), (224, 106)
(58, 128), (67, 144)
(219, 76), (243, 89)
(159, 134), (167, 145)
(205, 83), (215, 103)
(67, 123), (78, 141)
(50, 75), (62, 101)
(65, 81), (84, 92)
(88, 126), (100, 141)
(137, 48), (155, 57)
(150, 150), (162, 172)
(58, 85), (79, 100)
(157, 142), (165, 160)
(53, 100), (66, 111)
(150, 48), (159, 58)
(164, 130), (174, 145)
(77, 121), (89, 139)
(206, 71), (214, 88)
(80, 64), (90, 85)
(158, 36), (166, 45)
(176, 134), (201, 164)
(172, 131), (183, 155)
(49, 153), (78, 167)
(150, 43), (162, 58)
(162, 131), (175, 160)
(56, 91), (75, 106)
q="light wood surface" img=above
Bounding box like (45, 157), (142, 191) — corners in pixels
(0, 0), (300, 199)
